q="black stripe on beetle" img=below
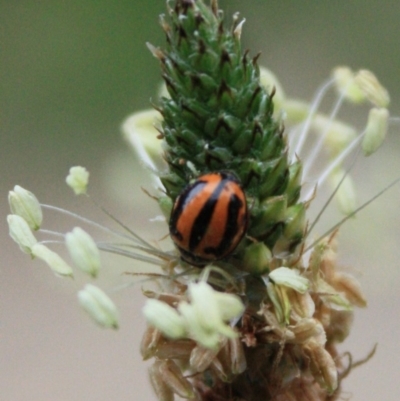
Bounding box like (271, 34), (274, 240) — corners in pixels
(203, 191), (244, 257)
(188, 176), (226, 252)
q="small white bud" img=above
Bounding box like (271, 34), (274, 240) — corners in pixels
(7, 214), (38, 254)
(143, 299), (187, 339)
(66, 166), (89, 195)
(65, 227), (101, 278)
(178, 282), (244, 349)
(8, 186), (43, 230)
(211, 290), (246, 322)
(362, 107), (389, 156)
(188, 282), (244, 325)
(269, 267), (309, 294)
(332, 66), (365, 103)
(31, 243), (74, 277)
(178, 301), (222, 349)
(355, 70), (390, 107)
(78, 284), (119, 329)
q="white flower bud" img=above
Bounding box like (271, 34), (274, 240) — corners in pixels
(65, 227), (101, 278)
(269, 267), (309, 294)
(78, 284), (119, 329)
(178, 301), (222, 349)
(8, 186), (43, 230)
(188, 282), (244, 326)
(332, 66), (365, 103)
(143, 299), (187, 339)
(7, 214), (37, 254)
(362, 107), (389, 156)
(211, 290), (246, 322)
(31, 243), (73, 277)
(177, 282), (244, 349)
(66, 166), (89, 195)
(355, 70), (390, 107)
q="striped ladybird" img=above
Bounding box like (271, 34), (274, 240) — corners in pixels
(169, 171), (248, 265)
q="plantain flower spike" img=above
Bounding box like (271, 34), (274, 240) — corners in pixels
(133, 1), (384, 400)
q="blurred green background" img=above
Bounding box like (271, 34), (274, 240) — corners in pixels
(2, 1), (400, 400)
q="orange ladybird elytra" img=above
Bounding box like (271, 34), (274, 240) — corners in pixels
(169, 171), (248, 266)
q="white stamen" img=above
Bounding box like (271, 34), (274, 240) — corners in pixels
(302, 90), (347, 180)
(303, 131), (364, 201)
(294, 78), (335, 156)
(306, 176), (400, 251)
(41, 203), (155, 250)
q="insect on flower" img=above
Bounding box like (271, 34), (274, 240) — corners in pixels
(169, 171), (248, 265)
